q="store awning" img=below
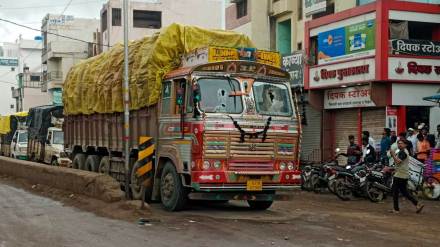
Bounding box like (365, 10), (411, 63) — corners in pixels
(423, 94), (440, 105)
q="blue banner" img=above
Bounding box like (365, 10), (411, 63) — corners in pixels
(318, 27), (346, 60)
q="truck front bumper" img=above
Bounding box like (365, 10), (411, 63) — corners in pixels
(188, 191), (294, 201)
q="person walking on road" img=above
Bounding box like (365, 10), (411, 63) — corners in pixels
(346, 135), (361, 165)
(380, 128), (392, 165)
(390, 140), (424, 214)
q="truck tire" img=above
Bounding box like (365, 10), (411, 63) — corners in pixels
(72, 153), (86, 170)
(51, 158), (58, 166)
(98, 156), (110, 174)
(247, 200), (274, 210)
(130, 161), (144, 200)
(160, 162), (188, 211)
(85, 155), (101, 172)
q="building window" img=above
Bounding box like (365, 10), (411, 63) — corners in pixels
(101, 10), (108, 32)
(297, 42), (302, 50)
(312, 3), (334, 19)
(30, 75), (40, 82)
(357, 0), (375, 6)
(133, 10), (161, 29)
(236, 0), (248, 19)
(11, 67), (15, 72)
(298, 0), (303, 20)
(112, 8), (121, 26)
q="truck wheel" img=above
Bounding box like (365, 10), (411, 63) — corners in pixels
(85, 155), (101, 172)
(130, 161), (144, 200)
(98, 156), (110, 174)
(247, 200), (274, 210)
(160, 162), (188, 211)
(72, 153), (86, 170)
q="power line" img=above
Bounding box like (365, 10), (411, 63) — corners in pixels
(61, 0), (75, 15)
(0, 18), (111, 48)
(0, 0), (104, 10)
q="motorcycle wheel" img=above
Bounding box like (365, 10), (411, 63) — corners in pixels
(327, 179), (337, 195)
(311, 174), (321, 193)
(365, 182), (385, 203)
(301, 173), (313, 191)
(335, 178), (352, 201)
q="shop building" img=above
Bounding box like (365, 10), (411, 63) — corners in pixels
(304, 0), (440, 160)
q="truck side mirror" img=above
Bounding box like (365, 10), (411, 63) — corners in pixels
(13, 138), (17, 143)
(46, 140), (50, 145)
(176, 87), (184, 106)
(192, 83), (201, 104)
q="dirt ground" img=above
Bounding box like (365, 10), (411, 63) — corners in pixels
(0, 174), (439, 247)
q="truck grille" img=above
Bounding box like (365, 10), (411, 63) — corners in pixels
(203, 131), (296, 160)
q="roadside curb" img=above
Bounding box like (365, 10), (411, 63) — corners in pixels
(0, 157), (123, 202)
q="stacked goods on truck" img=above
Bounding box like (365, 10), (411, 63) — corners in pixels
(63, 23), (301, 211)
(0, 112), (28, 159)
(27, 105), (70, 166)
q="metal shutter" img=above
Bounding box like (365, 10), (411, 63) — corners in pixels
(362, 107), (386, 151)
(334, 109), (359, 164)
(300, 104), (322, 162)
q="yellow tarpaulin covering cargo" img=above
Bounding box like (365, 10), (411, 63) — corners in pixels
(63, 23), (255, 115)
(0, 112), (28, 135)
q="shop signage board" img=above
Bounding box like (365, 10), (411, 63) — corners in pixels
(390, 39), (440, 57)
(317, 20), (375, 65)
(386, 106), (398, 133)
(310, 58), (376, 88)
(304, 0), (327, 17)
(0, 59), (18, 67)
(324, 85), (376, 109)
(389, 57), (440, 82)
(282, 51), (303, 87)
(182, 47), (281, 68)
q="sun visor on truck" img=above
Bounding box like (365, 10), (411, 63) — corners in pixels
(63, 23), (255, 115)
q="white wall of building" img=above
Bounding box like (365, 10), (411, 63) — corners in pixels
(101, 0), (223, 51)
(0, 42), (18, 115)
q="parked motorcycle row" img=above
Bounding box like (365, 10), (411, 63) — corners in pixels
(301, 149), (440, 202)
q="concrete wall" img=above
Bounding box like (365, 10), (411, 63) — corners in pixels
(250, 0), (270, 50)
(22, 88), (51, 111)
(0, 43), (18, 115)
(335, 0), (357, 13)
(102, 0), (223, 52)
(0, 157), (123, 202)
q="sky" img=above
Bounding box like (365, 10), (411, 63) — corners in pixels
(0, 0), (110, 42)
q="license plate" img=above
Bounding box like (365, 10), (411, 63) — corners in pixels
(246, 179), (263, 191)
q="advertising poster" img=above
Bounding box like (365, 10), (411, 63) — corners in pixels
(386, 106), (398, 133)
(318, 20), (375, 64)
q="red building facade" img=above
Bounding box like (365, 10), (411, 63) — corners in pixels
(304, 0), (440, 160)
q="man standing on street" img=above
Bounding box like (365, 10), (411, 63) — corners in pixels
(407, 128), (418, 155)
(380, 128), (392, 165)
(362, 131), (376, 149)
(346, 135), (361, 165)
(390, 140), (424, 214)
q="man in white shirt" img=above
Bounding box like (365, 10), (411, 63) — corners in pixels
(407, 128), (418, 154)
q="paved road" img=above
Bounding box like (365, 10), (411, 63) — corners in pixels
(0, 180), (439, 247)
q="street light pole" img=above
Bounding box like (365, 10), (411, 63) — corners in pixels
(123, 0), (131, 199)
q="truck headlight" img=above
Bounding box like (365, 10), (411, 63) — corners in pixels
(202, 161), (211, 170)
(279, 162), (287, 171)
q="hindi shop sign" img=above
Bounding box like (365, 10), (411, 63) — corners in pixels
(324, 85), (376, 109)
(389, 57), (440, 82)
(310, 58), (376, 88)
(282, 52), (303, 86)
(0, 59), (18, 67)
(390, 39), (440, 57)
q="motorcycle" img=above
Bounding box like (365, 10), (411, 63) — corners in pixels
(311, 152), (346, 194)
(364, 164), (394, 202)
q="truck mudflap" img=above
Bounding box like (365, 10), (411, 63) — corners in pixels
(187, 192), (294, 201)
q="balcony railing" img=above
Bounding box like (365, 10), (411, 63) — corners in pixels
(42, 71), (63, 82)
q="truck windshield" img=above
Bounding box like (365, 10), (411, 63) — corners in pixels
(197, 78), (243, 114)
(253, 81), (293, 117)
(53, 131), (64, 145)
(18, 133), (28, 143)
